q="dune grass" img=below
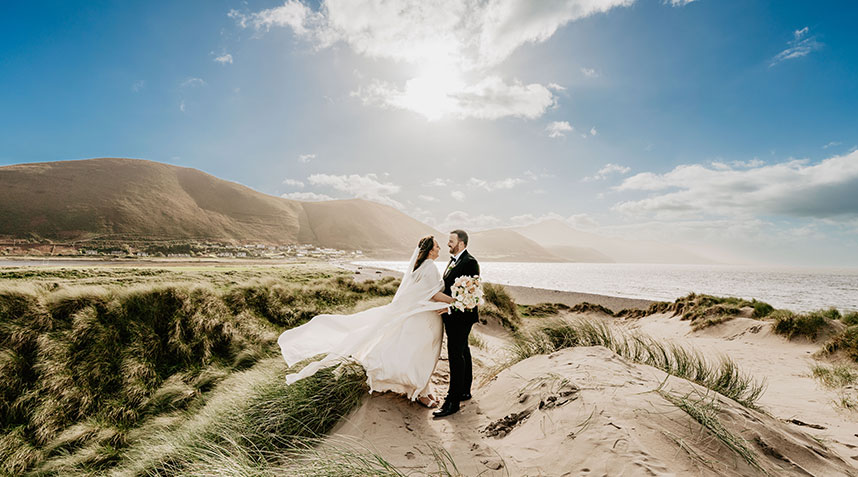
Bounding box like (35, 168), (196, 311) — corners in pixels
(468, 333), (487, 350)
(480, 282), (521, 331)
(810, 363), (858, 411)
(657, 388), (763, 472)
(104, 359), (462, 477)
(0, 267), (399, 475)
(811, 364), (857, 388)
(824, 325), (858, 361)
(518, 302), (571, 318)
(112, 360), (370, 477)
(842, 311), (858, 326)
(771, 308), (840, 340)
(509, 319), (765, 408)
(518, 293), (776, 331)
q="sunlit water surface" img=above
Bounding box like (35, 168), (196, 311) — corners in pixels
(355, 261), (858, 312)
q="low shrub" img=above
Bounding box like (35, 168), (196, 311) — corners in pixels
(771, 309), (833, 340)
(824, 325), (858, 362)
(841, 311), (858, 326)
(519, 302), (570, 318)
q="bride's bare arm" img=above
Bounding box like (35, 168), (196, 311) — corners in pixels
(431, 291), (454, 303)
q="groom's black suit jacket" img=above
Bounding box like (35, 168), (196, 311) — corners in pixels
(443, 249), (480, 324)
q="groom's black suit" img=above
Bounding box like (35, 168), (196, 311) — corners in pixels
(442, 249), (480, 401)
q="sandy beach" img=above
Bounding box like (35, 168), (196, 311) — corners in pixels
(345, 262), (658, 311)
(336, 261), (858, 475)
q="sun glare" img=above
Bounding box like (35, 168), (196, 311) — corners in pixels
(395, 65), (465, 121)
(392, 39), (469, 121)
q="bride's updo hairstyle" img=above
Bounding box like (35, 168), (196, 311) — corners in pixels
(413, 235), (435, 271)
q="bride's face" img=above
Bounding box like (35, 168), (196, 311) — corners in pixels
(428, 241), (440, 260)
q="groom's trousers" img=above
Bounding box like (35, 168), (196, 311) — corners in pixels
(443, 316), (474, 401)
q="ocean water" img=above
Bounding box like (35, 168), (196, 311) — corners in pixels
(354, 261), (858, 313)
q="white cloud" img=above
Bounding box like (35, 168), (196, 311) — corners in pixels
(590, 127), (597, 136)
(711, 158), (765, 170)
(181, 77), (206, 88)
(524, 169), (554, 180)
(770, 26), (822, 67)
(467, 177), (526, 191)
(664, 0), (696, 6)
(282, 178), (305, 188)
(426, 178), (452, 187)
(613, 150), (858, 219)
(233, 0), (633, 120)
(228, 2), (320, 35)
(131, 80), (145, 92)
(509, 212), (599, 230)
(451, 190), (466, 202)
(567, 213), (600, 229)
(214, 53), (234, 64)
(281, 191), (334, 201)
(547, 82), (566, 91)
(298, 153), (315, 163)
(179, 100), (186, 112)
(439, 210), (501, 232)
(418, 194), (439, 202)
(353, 75), (555, 120)
(583, 163), (631, 181)
(823, 141), (842, 149)
(580, 67), (599, 78)
(546, 121), (573, 138)
(308, 173), (403, 208)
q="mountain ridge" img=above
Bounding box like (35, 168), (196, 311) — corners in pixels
(0, 158), (562, 261)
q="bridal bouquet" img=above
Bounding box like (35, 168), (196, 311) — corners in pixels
(450, 275), (484, 312)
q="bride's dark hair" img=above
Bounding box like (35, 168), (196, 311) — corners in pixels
(413, 235), (435, 271)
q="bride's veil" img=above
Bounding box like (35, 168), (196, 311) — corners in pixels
(392, 246), (420, 303)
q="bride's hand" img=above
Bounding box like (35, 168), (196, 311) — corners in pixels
(431, 291), (454, 303)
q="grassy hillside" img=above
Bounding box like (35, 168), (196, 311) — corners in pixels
(0, 159), (439, 257)
(300, 199), (440, 259)
(0, 158), (306, 243)
(0, 265), (399, 475)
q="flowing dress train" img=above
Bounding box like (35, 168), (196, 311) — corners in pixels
(277, 251), (448, 400)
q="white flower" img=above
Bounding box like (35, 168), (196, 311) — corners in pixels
(450, 275), (482, 311)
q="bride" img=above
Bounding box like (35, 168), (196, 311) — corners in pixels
(277, 236), (454, 407)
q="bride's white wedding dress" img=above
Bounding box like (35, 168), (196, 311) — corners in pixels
(277, 248), (448, 400)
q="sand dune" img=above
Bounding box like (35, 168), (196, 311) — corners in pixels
(328, 343), (854, 476)
(315, 278), (858, 475)
(629, 312), (858, 472)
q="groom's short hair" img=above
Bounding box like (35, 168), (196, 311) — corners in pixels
(450, 229), (468, 246)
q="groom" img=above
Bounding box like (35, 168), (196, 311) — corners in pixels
(433, 229), (480, 418)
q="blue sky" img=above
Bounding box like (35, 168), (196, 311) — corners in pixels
(2, 0), (858, 266)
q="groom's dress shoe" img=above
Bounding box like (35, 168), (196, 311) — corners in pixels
(459, 393), (472, 401)
(432, 400), (460, 418)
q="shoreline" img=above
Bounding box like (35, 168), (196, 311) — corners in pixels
(0, 257), (330, 268)
(341, 262), (658, 312)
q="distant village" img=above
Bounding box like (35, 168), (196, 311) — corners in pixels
(0, 240), (364, 261)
